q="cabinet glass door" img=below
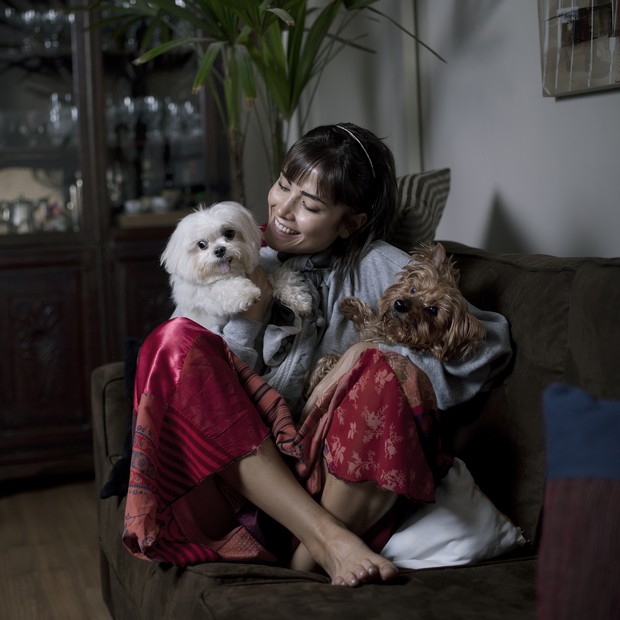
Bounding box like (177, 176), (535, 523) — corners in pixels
(99, 3), (229, 230)
(0, 1), (81, 235)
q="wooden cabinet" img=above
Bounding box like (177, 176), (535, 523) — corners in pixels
(0, 246), (99, 479)
(106, 231), (176, 352)
(0, 2), (228, 481)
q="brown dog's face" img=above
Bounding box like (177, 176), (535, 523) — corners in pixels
(376, 244), (486, 361)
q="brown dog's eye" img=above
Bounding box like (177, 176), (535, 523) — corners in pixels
(410, 287), (417, 294)
(223, 229), (236, 240)
(425, 306), (438, 316)
(197, 240), (208, 250)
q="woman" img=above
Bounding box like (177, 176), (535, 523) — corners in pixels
(124, 123), (512, 587)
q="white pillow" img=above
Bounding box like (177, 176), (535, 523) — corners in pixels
(381, 458), (527, 569)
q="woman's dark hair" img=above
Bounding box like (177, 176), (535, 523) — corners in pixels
(281, 123), (397, 293)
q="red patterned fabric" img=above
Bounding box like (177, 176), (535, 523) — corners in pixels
(123, 318), (450, 566)
(295, 348), (451, 500)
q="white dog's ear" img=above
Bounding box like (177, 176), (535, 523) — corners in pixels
(161, 215), (191, 275)
(239, 207), (262, 270)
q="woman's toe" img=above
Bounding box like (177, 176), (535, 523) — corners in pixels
(378, 561), (399, 581)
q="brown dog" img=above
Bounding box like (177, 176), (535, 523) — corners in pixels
(306, 242), (486, 396)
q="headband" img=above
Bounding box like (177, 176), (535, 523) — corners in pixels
(336, 124), (375, 178)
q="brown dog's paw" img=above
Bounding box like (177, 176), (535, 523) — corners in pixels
(339, 296), (374, 328)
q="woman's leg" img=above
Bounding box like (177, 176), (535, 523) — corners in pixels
(218, 439), (398, 587)
(291, 346), (445, 577)
(289, 470), (398, 574)
(320, 471), (399, 535)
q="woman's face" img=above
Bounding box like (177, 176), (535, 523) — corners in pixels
(263, 169), (365, 255)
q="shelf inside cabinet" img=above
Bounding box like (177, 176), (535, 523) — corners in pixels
(115, 208), (193, 230)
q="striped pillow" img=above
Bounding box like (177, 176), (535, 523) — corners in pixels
(389, 169), (451, 252)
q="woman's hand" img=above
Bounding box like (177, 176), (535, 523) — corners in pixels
(240, 266), (273, 322)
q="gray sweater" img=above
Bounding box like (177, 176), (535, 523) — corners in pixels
(218, 241), (512, 415)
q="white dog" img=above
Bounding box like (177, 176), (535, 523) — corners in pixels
(161, 201), (312, 329)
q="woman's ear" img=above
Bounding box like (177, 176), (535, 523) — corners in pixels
(338, 212), (368, 239)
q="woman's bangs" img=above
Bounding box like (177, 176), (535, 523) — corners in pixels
(283, 148), (343, 206)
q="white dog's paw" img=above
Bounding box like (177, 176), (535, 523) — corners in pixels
(271, 266), (313, 316)
(220, 278), (262, 314)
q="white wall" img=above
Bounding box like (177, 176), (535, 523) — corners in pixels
(416, 0), (620, 257)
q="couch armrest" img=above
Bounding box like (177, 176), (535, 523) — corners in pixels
(91, 362), (130, 493)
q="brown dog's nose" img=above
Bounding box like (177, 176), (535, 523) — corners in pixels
(393, 299), (410, 313)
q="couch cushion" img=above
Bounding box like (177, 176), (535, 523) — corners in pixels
(91, 361), (128, 493)
(564, 263), (620, 399)
(198, 558), (536, 620)
(441, 244), (620, 546)
(441, 245), (571, 543)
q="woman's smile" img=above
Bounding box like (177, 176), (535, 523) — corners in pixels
(274, 218), (299, 235)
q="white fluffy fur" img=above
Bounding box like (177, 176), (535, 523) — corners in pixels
(161, 201), (312, 330)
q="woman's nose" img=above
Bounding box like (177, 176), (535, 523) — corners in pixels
(276, 195), (295, 217)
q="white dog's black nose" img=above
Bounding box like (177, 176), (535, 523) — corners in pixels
(214, 246), (226, 258)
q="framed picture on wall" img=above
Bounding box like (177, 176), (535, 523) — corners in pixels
(538, 0), (620, 96)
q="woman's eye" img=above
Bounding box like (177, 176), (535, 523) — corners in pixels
(303, 202), (320, 214)
(278, 181), (289, 192)
(425, 306), (439, 316)
(223, 229), (235, 240)
(197, 240), (208, 250)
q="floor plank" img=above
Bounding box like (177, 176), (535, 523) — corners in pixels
(0, 477), (112, 620)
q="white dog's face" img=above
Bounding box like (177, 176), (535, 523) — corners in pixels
(161, 201), (262, 283)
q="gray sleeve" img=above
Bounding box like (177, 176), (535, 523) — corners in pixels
(217, 316), (264, 369)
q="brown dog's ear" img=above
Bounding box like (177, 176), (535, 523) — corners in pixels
(428, 242), (460, 286)
(429, 242), (446, 269)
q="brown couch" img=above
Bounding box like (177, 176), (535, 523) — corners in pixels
(91, 241), (620, 619)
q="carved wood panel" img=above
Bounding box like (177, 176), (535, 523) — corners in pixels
(0, 251), (101, 478)
(106, 239), (174, 361)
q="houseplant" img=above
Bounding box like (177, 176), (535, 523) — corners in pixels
(84, 0), (443, 203)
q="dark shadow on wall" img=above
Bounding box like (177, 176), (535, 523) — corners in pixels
(482, 193), (531, 254)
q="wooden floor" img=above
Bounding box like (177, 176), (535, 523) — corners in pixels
(0, 476), (112, 620)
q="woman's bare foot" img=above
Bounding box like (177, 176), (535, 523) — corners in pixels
(218, 439), (397, 587)
(288, 458), (400, 586)
(292, 518), (398, 587)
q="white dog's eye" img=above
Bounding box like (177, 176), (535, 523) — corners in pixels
(197, 240), (208, 250)
(223, 228), (236, 240)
